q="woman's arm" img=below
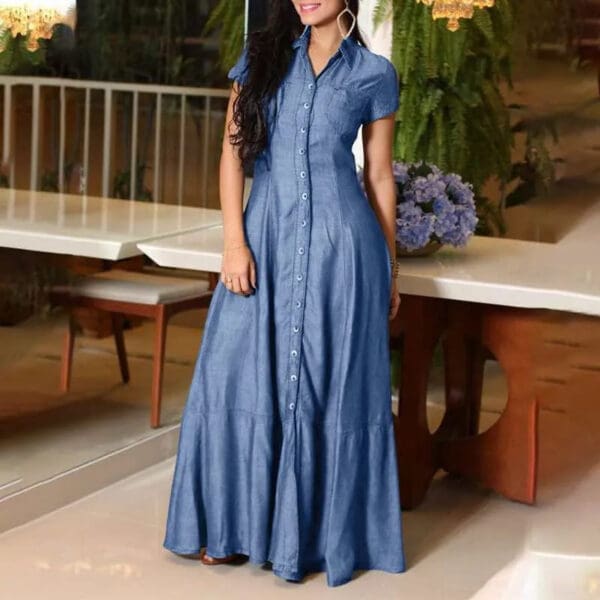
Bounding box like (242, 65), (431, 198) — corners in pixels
(218, 81), (256, 295)
(221, 82), (248, 251)
(361, 113), (396, 261)
(361, 113), (401, 319)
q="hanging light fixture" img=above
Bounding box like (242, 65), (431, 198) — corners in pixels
(0, 1), (76, 51)
(417, 0), (495, 32)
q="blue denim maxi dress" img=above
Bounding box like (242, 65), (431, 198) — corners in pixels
(163, 24), (406, 587)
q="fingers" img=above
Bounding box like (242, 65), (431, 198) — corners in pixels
(220, 270), (236, 292)
(232, 276), (242, 295)
(238, 274), (252, 295)
(221, 261), (256, 296)
(223, 275), (242, 294)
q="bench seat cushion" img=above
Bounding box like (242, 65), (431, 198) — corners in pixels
(58, 269), (211, 305)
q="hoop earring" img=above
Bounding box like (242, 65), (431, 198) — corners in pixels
(337, 0), (356, 40)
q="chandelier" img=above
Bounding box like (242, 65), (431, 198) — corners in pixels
(416, 0), (495, 32)
(0, 1), (76, 51)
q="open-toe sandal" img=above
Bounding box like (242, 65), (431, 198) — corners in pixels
(199, 547), (240, 565)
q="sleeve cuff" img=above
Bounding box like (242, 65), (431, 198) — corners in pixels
(362, 60), (400, 124)
(227, 45), (249, 85)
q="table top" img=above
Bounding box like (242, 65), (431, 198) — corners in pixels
(137, 225), (225, 274)
(395, 235), (600, 315)
(138, 206), (600, 317)
(0, 188), (223, 260)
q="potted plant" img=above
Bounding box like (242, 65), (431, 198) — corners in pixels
(358, 161), (478, 256)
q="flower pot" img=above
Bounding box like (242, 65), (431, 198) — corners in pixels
(395, 239), (442, 258)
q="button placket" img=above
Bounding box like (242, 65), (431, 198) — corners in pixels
(287, 78), (314, 413)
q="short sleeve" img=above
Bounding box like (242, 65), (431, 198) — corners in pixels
(227, 44), (250, 86)
(361, 58), (400, 124)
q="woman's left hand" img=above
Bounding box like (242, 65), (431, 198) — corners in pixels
(389, 278), (401, 320)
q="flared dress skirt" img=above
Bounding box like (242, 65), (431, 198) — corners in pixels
(163, 25), (406, 587)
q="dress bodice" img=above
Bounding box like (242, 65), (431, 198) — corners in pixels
(227, 24), (400, 176)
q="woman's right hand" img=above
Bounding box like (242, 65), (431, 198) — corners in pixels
(220, 244), (256, 296)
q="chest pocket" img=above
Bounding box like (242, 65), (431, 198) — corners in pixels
(317, 83), (365, 133)
(269, 79), (303, 129)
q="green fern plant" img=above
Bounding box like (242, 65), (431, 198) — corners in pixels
(374, 0), (515, 234)
(0, 29), (46, 74)
(202, 0), (245, 74)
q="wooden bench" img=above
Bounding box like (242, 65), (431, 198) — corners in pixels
(50, 268), (217, 428)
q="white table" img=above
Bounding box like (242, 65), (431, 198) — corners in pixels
(138, 222), (600, 315)
(0, 188), (223, 260)
(137, 225), (225, 273)
(394, 235), (600, 317)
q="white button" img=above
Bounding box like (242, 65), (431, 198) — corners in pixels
(293, 325), (299, 332)
(301, 219), (307, 227)
(291, 349), (298, 356)
(300, 171), (306, 178)
(308, 83), (314, 89)
(289, 403), (295, 410)
(303, 102), (309, 109)
(298, 247), (304, 254)
(299, 148), (305, 154)
(301, 192), (308, 200)
(300, 127), (306, 133)
(296, 274), (303, 281)
(296, 300), (301, 308)
(290, 374), (297, 381)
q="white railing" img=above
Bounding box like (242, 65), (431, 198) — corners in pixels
(0, 76), (231, 206)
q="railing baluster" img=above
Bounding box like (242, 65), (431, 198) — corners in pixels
(30, 84), (40, 191)
(3, 84), (13, 186)
(177, 94), (186, 206)
(59, 86), (66, 192)
(154, 93), (162, 203)
(82, 87), (91, 195)
(102, 88), (112, 198)
(130, 91), (139, 201)
(202, 95), (211, 208)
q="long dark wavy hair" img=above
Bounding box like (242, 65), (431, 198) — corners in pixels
(229, 0), (366, 172)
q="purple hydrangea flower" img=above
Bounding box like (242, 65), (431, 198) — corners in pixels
(396, 162), (477, 250)
(356, 161), (478, 251)
(396, 213), (435, 251)
(392, 162), (410, 185)
(404, 174), (447, 205)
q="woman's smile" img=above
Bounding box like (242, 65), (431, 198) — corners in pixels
(299, 3), (322, 14)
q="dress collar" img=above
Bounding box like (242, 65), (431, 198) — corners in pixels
(291, 24), (357, 69)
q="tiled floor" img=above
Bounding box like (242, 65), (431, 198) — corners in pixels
(0, 310), (205, 498)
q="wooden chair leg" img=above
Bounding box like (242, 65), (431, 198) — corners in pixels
(111, 313), (130, 383)
(151, 305), (168, 428)
(439, 306), (541, 504)
(60, 313), (76, 392)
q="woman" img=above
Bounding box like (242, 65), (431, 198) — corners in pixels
(163, 0), (405, 587)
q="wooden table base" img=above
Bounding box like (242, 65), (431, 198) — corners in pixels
(390, 295), (542, 509)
